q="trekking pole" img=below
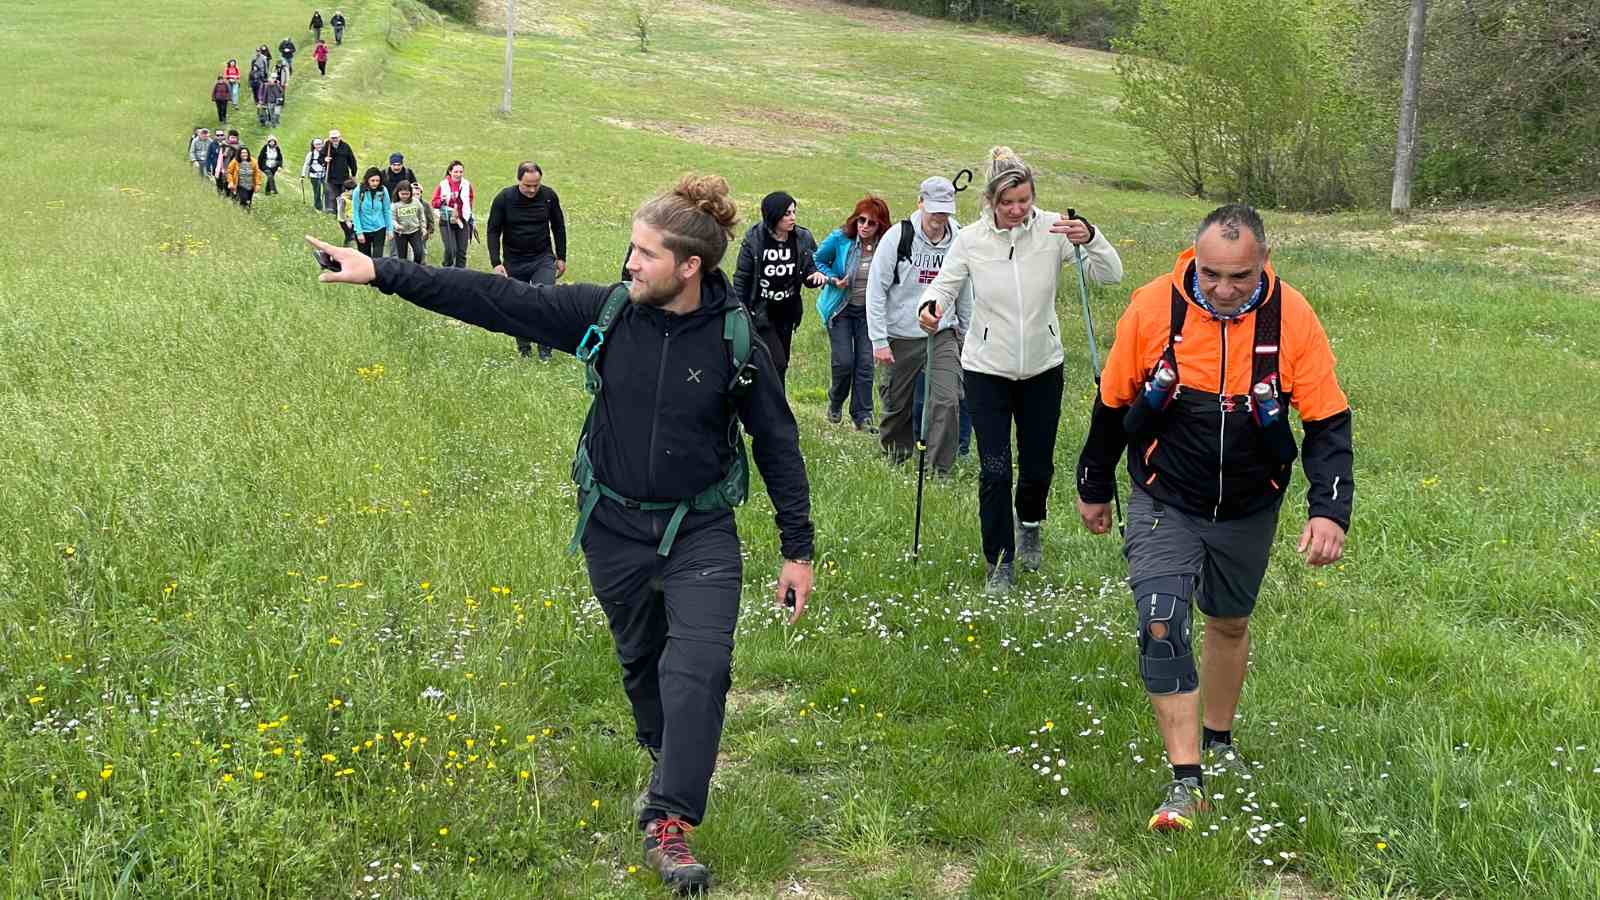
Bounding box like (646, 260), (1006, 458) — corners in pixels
(1067, 208), (1124, 536)
(912, 303), (936, 557)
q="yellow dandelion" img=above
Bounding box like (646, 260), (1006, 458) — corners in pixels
(438, 826), (449, 836)
(519, 770), (530, 780)
(75, 790), (88, 801)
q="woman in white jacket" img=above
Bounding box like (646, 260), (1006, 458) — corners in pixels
(920, 147), (1123, 593)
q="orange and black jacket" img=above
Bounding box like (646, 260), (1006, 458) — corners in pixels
(1076, 248), (1353, 529)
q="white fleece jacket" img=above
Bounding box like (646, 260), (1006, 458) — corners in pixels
(920, 208), (1122, 380)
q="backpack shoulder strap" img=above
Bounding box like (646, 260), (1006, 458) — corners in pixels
(723, 303), (754, 396)
(577, 284), (631, 397)
(1250, 276), (1282, 387)
(890, 219), (915, 286)
(1164, 282), (1188, 372)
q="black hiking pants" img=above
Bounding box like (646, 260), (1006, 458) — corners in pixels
(967, 364), (1064, 565)
(507, 253), (558, 359)
(582, 502), (743, 829)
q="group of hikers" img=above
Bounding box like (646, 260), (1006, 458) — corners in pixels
(189, 13), (348, 209)
(304, 142), (1355, 893)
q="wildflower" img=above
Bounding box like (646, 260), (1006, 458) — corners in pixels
(321, 753), (337, 763)
(99, 767), (113, 781)
(438, 827), (448, 836)
(221, 773), (234, 784)
(28, 696), (43, 706)
(628, 865), (638, 874)
(519, 770), (530, 781)
(1376, 841), (1388, 851)
(62, 545), (76, 558)
(590, 799), (600, 810)
(447, 713), (457, 722)
(328, 635), (343, 647)
(420, 581), (431, 590)
(253, 771), (265, 781)
(75, 790), (88, 801)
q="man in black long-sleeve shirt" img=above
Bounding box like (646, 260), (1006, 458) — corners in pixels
(488, 161), (568, 360)
(304, 174), (813, 895)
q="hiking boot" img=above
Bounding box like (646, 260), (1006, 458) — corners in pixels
(984, 561), (1014, 596)
(1016, 522), (1043, 572)
(1148, 778), (1206, 832)
(1205, 741), (1252, 780)
(826, 405), (842, 425)
(854, 420), (879, 434)
(644, 816), (711, 894)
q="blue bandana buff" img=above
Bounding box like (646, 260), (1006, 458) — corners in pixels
(1191, 271), (1266, 320)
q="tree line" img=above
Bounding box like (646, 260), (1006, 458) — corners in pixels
(843, 0), (1599, 210)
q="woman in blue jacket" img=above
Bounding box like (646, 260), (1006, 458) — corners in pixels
(351, 167), (393, 257)
(815, 196), (891, 431)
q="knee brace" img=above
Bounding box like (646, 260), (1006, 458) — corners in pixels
(1134, 575), (1198, 695)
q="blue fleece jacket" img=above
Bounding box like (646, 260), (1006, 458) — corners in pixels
(813, 227), (860, 328)
(351, 188), (393, 234)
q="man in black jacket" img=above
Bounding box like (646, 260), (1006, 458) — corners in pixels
(731, 191), (824, 385)
(304, 174), (814, 896)
(322, 129), (357, 217)
(382, 153), (418, 199)
(487, 161), (568, 360)
(278, 37), (296, 75)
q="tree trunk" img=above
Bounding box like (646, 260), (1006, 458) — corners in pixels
(500, 0), (515, 115)
(1391, 0), (1427, 215)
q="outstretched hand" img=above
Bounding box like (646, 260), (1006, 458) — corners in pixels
(305, 234), (376, 285)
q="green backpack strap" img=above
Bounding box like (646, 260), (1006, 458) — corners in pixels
(576, 284), (631, 397)
(723, 303), (753, 395)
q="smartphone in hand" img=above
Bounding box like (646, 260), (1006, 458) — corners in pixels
(313, 248), (341, 273)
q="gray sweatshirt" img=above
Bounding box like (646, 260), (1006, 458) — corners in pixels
(865, 210), (973, 348)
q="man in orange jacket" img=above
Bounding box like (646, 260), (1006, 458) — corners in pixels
(1075, 204), (1353, 832)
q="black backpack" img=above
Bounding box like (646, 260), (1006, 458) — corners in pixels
(889, 219), (916, 287)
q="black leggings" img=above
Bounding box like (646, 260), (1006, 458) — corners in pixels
(357, 230), (386, 257)
(214, 99), (227, 122)
(966, 364), (1065, 565)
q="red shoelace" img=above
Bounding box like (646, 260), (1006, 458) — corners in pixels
(650, 817), (698, 865)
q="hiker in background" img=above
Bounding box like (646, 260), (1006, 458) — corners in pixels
(224, 58), (241, 107)
(278, 36), (297, 77)
(302, 137), (328, 211)
(917, 147), (1124, 594)
(331, 11), (347, 44)
(313, 39), (329, 76)
(248, 47), (271, 106)
(431, 160), (475, 269)
(229, 147), (262, 210)
(214, 133), (240, 198)
(323, 129), (358, 215)
(310, 10), (324, 43)
(273, 60), (290, 96)
(189, 128), (211, 178)
(814, 195), (891, 432)
(869, 176), (971, 476)
(258, 136), (285, 196)
(336, 178), (357, 247)
(487, 161), (568, 359)
(389, 182), (433, 264)
(731, 191), (825, 384)
(383, 154), (418, 199)
(203, 130), (225, 184)
(210, 76), (230, 123)
(352, 167), (393, 258)
(264, 75), (286, 127)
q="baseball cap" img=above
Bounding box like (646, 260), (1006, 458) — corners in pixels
(919, 176), (957, 214)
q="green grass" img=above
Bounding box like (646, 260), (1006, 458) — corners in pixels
(2, 0), (1599, 897)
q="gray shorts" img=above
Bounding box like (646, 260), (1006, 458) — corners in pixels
(1122, 487), (1282, 619)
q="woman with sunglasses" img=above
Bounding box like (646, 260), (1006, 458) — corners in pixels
(814, 196), (892, 431)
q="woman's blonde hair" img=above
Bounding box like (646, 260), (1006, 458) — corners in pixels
(982, 146), (1035, 211)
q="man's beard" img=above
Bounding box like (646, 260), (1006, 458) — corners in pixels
(628, 273), (685, 307)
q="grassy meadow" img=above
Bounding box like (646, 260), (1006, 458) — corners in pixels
(1, 0), (1598, 897)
